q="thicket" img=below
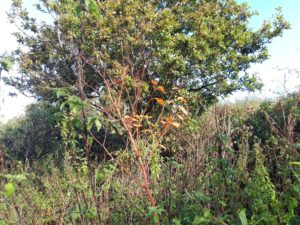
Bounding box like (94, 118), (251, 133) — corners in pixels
(0, 0), (299, 224)
(0, 94), (300, 224)
(0, 103), (62, 169)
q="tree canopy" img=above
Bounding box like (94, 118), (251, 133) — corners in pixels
(0, 102), (62, 165)
(8, 0), (289, 108)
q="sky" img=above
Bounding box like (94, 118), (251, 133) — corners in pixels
(0, 0), (39, 122)
(0, 0), (300, 122)
(0, 0), (32, 122)
(232, 0), (300, 100)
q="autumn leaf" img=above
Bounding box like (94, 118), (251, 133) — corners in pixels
(122, 66), (127, 77)
(171, 122), (180, 128)
(178, 106), (188, 116)
(177, 97), (187, 104)
(159, 144), (166, 150)
(151, 80), (158, 86)
(142, 129), (152, 134)
(162, 117), (180, 129)
(162, 117), (172, 128)
(112, 78), (124, 85)
(152, 98), (165, 106)
(156, 86), (167, 94)
(132, 117), (139, 122)
(176, 114), (184, 121)
(165, 116), (173, 123)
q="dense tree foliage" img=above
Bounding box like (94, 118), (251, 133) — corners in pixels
(8, 0), (289, 107)
(0, 102), (62, 167)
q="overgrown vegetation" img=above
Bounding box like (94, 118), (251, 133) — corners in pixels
(0, 0), (299, 224)
(1, 95), (300, 224)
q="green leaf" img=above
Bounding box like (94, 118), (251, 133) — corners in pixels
(86, 116), (95, 130)
(193, 209), (212, 224)
(0, 220), (8, 225)
(72, 117), (83, 129)
(67, 96), (83, 113)
(54, 88), (69, 98)
(14, 174), (27, 181)
(87, 207), (97, 219)
(87, 0), (100, 18)
(289, 162), (300, 166)
(238, 209), (247, 225)
(81, 164), (88, 176)
(87, 136), (93, 146)
(75, 5), (82, 17)
(2, 174), (13, 180)
(4, 182), (16, 197)
(95, 119), (101, 131)
(172, 219), (181, 225)
(0, 57), (13, 71)
(146, 206), (164, 224)
(193, 216), (209, 224)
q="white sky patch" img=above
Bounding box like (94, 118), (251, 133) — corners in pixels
(227, 2), (300, 102)
(0, 0), (34, 122)
(228, 47), (300, 102)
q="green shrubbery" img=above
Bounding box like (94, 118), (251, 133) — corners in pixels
(0, 94), (299, 224)
(0, 102), (63, 169)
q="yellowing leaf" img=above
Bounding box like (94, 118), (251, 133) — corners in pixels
(112, 78), (124, 85)
(151, 80), (158, 86)
(178, 106), (188, 116)
(132, 117), (139, 122)
(176, 114), (184, 121)
(171, 122), (180, 128)
(177, 97), (187, 104)
(142, 129), (152, 133)
(162, 117), (180, 129)
(134, 115), (141, 119)
(153, 98), (165, 106)
(156, 86), (167, 94)
(159, 144), (167, 150)
(165, 116), (173, 123)
(95, 119), (102, 131)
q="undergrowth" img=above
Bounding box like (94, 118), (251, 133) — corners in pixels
(0, 94), (300, 224)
